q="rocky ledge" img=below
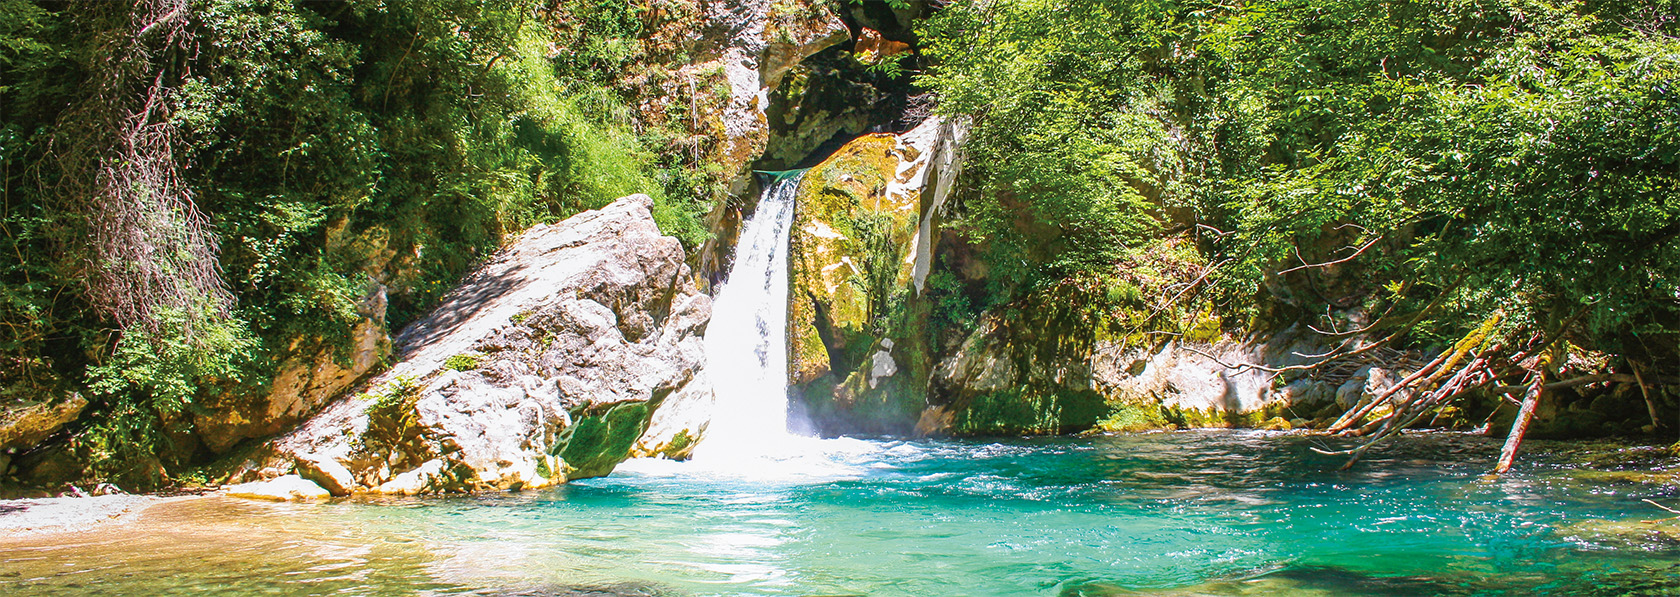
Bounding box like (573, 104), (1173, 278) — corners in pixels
(246, 195), (710, 495)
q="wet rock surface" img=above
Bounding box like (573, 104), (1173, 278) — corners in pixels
(224, 475), (330, 502)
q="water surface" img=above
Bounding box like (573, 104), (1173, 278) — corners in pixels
(3, 431), (1678, 596)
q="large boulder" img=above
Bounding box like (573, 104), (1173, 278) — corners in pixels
(0, 395), (88, 451)
(260, 195), (710, 494)
(787, 116), (966, 435)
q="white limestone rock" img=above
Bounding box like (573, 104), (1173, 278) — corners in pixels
(224, 475), (331, 502)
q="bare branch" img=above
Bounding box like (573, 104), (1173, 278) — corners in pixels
(1279, 235), (1382, 274)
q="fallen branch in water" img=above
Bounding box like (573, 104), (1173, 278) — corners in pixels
(1492, 366), (1545, 474)
(1642, 499), (1680, 523)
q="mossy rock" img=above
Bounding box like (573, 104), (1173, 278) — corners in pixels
(788, 133), (922, 385)
(1555, 517), (1680, 550)
(787, 131), (939, 435)
(952, 387), (1109, 436)
(555, 401), (654, 480)
(1094, 403), (1172, 433)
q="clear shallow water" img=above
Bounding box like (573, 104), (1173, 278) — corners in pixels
(4, 431), (1679, 596)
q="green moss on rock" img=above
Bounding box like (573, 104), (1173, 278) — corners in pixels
(787, 132), (935, 435)
(952, 386), (1109, 436)
(555, 401), (654, 480)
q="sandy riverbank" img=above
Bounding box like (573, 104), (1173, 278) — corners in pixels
(0, 493), (197, 539)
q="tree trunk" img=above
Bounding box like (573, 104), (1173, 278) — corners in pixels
(1492, 371), (1544, 474)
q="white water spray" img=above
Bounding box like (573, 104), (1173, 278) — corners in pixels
(691, 173), (804, 460)
(618, 172), (884, 480)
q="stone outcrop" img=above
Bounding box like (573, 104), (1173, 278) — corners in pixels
(786, 116), (966, 434)
(256, 195), (710, 494)
(194, 297), (391, 454)
(631, 368), (713, 460)
(191, 217), (413, 457)
(631, 0), (849, 194)
(853, 28), (911, 64)
(926, 318), (1409, 435)
(0, 395), (88, 451)
(634, 1), (853, 292)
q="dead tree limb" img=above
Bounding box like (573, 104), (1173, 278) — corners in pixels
(1327, 313), (1500, 434)
(1279, 235), (1383, 274)
(1492, 368), (1546, 474)
(1632, 360), (1660, 429)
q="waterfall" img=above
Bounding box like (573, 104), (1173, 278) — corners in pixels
(692, 172), (804, 460)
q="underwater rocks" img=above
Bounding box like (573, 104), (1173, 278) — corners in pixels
(258, 195), (710, 494)
(1556, 517), (1680, 549)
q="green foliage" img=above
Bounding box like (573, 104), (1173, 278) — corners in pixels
(1096, 404), (1169, 433)
(0, 0), (716, 481)
(922, 0), (1680, 364)
(1206, 0), (1680, 353)
(443, 353), (480, 371)
(847, 211), (907, 326)
(864, 52), (907, 79)
(925, 265), (977, 335)
(365, 375), (420, 418)
(82, 308), (257, 480)
(920, 0), (1197, 297)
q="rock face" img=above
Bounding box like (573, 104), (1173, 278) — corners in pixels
(631, 368), (713, 460)
(260, 195), (710, 494)
(195, 305), (391, 454)
(926, 318), (1406, 435)
(787, 116), (966, 434)
(631, 0), (849, 194)
(637, 1), (853, 292)
(0, 395), (88, 450)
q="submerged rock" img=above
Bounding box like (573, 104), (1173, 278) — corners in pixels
(1556, 517), (1680, 549)
(261, 195), (710, 494)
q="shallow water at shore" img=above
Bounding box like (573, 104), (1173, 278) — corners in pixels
(3, 430), (1678, 596)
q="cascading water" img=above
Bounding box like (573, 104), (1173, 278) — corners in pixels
(690, 172), (804, 460)
(622, 170), (877, 478)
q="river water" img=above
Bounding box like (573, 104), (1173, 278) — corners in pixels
(3, 431), (1677, 595)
